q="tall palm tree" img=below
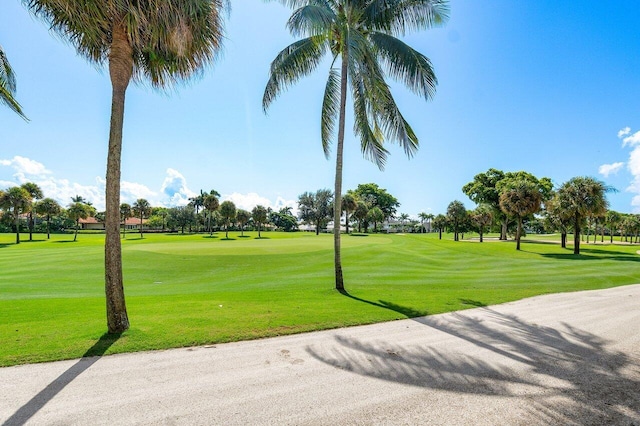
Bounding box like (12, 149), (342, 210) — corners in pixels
(557, 177), (614, 255)
(132, 198), (151, 239)
(0, 186), (31, 244)
(35, 198), (61, 239)
(21, 182), (43, 241)
(0, 45), (27, 120)
(25, 0), (227, 333)
(264, 0), (448, 290)
(499, 180), (542, 251)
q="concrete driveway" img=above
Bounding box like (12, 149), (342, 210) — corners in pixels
(1, 284), (639, 425)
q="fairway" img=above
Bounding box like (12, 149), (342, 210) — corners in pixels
(1, 231), (639, 367)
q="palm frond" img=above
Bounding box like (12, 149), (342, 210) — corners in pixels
(263, 35), (327, 111)
(321, 67), (341, 157)
(365, 0), (450, 35)
(287, 3), (336, 37)
(351, 74), (388, 170)
(370, 32), (436, 100)
(0, 46), (27, 120)
(350, 31), (419, 160)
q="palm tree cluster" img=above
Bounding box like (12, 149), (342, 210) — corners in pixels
(449, 172), (617, 253)
(0, 182), (97, 243)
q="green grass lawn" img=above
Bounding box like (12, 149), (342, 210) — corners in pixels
(1, 230), (638, 366)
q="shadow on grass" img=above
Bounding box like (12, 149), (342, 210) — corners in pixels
(349, 233), (369, 237)
(255, 236), (270, 240)
(306, 307), (639, 424)
(3, 333), (122, 426)
(538, 250), (639, 262)
(51, 240), (77, 244)
(338, 289), (425, 318)
(203, 235), (219, 239)
(220, 238), (237, 241)
(459, 299), (487, 307)
(237, 235), (251, 239)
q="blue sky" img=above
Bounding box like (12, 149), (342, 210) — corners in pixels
(2, 1), (640, 216)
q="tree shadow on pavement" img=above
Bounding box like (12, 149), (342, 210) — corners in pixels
(307, 305), (640, 425)
(3, 333), (122, 426)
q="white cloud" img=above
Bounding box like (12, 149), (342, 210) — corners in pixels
(121, 181), (158, 204)
(0, 156), (51, 177)
(222, 192), (298, 216)
(622, 130), (640, 148)
(160, 168), (196, 206)
(598, 162), (624, 177)
(618, 127), (631, 139)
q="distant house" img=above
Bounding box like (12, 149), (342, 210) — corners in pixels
(79, 217), (104, 230)
(79, 217), (148, 231)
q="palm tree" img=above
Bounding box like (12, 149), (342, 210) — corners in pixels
(470, 205), (493, 243)
(21, 182), (44, 241)
(432, 214), (447, 240)
(219, 201), (236, 239)
(203, 194), (220, 236)
(252, 205), (268, 238)
(545, 194), (572, 248)
(352, 200), (369, 233)
(132, 198), (151, 239)
(35, 198), (61, 239)
(606, 210), (621, 243)
(398, 213), (410, 232)
(236, 209), (251, 237)
(0, 186), (31, 244)
(341, 193), (357, 234)
(557, 177), (614, 255)
(446, 200), (466, 241)
(24, 0), (227, 333)
(417, 212), (428, 233)
(67, 202), (94, 242)
(367, 207), (384, 232)
(499, 180), (542, 250)
(119, 203), (132, 239)
(264, 0), (448, 291)
(0, 45), (27, 120)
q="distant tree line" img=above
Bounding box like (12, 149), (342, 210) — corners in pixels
(430, 168), (619, 254)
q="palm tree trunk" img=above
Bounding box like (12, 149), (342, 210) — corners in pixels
(46, 216), (50, 239)
(333, 56), (348, 291)
(516, 217), (522, 250)
(139, 215), (143, 238)
(14, 211), (20, 244)
(500, 219), (507, 240)
(28, 212), (33, 241)
(573, 215), (581, 255)
(345, 212), (350, 234)
(105, 21), (132, 334)
(74, 221), (79, 242)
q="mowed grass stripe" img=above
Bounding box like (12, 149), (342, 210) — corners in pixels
(0, 231), (638, 366)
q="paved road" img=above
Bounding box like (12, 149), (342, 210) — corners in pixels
(1, 285), (639, 425)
